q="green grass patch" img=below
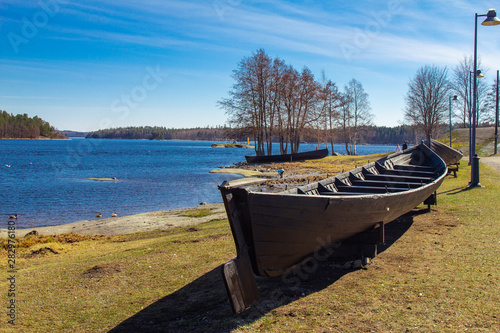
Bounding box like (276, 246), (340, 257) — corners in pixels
(181, 208), (214, 218)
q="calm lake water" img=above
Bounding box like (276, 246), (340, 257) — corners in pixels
(0, 139), (394, 228)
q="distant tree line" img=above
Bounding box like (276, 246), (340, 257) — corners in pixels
(219, 49), (373, 156)
(86, 126), (173, 140)
(81, 124), (429, 145)
(288, 125), (425, 146)
(85, 126), (230, 141)
(59, 130), (87, 138)
(0, 111), (66, 139)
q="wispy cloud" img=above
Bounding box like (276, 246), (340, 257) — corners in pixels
(0, 96), (62, 99)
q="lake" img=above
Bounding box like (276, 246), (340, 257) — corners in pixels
(0, 139), (395, 228)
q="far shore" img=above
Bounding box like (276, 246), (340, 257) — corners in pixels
(0, 203), (226, 238)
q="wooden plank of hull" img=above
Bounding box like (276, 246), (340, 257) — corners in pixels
(336, 185), (408, 193)
(376, 167), (438, 178)
(362, 173), (434, 183)
(350, 179), (422, 189)
(393, 165), (435, 172)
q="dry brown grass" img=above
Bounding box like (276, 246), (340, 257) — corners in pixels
(440, 126), (497, 156)
(0, 232), (108, 250)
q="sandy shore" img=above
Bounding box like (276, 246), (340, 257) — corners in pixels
(0, 203), (227, 237)
(0, 171), (268, 238)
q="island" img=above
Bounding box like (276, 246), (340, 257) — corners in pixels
(0, 111), (68, 139)
(211, 143), (254, 148)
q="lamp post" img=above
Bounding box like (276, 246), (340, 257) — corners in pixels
(468, 69), (484, 164)
(469, 8), (500, 188)
(495, 69), (499, 155)
(449, 94), (458, 147)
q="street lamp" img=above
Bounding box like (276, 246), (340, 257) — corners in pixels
(495, 70), (499, 155)
(469, 8), (500, 188)
(468, 69), (484, 164)
(449, 94), (458, 147)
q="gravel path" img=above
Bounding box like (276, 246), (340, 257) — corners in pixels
(481, 155), (500, 172)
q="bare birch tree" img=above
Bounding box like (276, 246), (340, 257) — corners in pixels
(341, 79), (373, 155)
(404, 65), (451, 140)
(318, 75), (342, 154)
(451, 56), (489, 127)
(218, 49), (271, 155)
(484, 76), (499, 125)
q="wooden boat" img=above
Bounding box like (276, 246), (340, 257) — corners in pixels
(423, 139), (462, 166)
(219, 140), (462, 313)
(245, 148), (328, 163)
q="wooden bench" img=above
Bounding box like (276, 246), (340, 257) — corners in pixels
(448, 163), (459, 177)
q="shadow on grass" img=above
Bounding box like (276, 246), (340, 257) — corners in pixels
(440, 187), (469, 195)
(110, 209), (421, 333)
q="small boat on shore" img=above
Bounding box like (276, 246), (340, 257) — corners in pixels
(245, 148), (328, 163)
(219, 140), (462, 313)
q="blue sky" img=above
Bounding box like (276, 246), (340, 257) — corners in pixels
(1, 0), (499, 132)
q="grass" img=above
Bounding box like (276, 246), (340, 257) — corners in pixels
(0, 221), (235, 332)
(0, 233), (108, 250)
(181, 208), (215, 218)
(1, 160), (499, 332)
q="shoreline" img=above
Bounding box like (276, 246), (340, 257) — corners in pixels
(0, 170), (266, 239)
(5, 153), (497, 239)
(0, 203), (226, 237)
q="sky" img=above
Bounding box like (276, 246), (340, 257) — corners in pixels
(1, 0), (499, 132)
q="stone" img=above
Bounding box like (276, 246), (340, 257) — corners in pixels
(25, 230), (39, 236)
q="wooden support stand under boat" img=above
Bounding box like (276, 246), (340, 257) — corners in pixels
(219, 140), (463, 314)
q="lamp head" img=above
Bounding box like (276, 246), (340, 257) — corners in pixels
(476, 69), (484, 78)
(481, 8), (500, 26)
(452, 94), (458, 101)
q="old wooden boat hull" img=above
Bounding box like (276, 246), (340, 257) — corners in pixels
(245, 148), (328, 163)
(219, 140), (462, 313)
(423, 139), (462, 166)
